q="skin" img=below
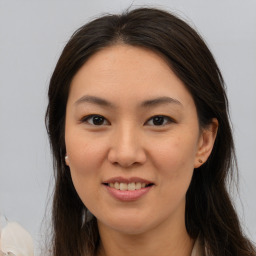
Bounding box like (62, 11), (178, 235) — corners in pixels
(65, 45), (218, 256)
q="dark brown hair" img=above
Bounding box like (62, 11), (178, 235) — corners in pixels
(45, 7), (256, 256)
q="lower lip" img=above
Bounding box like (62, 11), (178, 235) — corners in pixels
(104, 185), (153, 201)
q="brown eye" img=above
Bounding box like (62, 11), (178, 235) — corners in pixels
(82, 115), (109, 126)
(146, 115), (173, 126)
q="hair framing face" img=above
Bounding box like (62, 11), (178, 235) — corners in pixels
(45, 7), (256, 256)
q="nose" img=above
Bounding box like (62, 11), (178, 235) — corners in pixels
(107, 124), (147, 168)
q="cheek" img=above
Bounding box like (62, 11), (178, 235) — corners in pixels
(152, 134), (197, 189)
(65, 133), (108, 202)
(154, 135), (197, 169)
(66, 132), (107, 174)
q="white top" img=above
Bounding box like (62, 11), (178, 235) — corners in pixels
(191, 236), (207, 256)
(0, 222), (34, 256)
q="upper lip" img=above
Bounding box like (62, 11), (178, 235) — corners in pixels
(103, 176), (154, 185)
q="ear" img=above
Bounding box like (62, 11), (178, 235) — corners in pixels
(194, 118), (218, 168)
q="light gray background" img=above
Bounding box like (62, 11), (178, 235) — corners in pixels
(0, 0), (255, 254)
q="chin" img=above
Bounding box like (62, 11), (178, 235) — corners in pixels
(98, 213), (157, 235)
(111, 223), (152, 235)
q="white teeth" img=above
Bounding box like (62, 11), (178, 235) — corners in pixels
(135, 182), (141, 190)
(120, 183), (128, 191)
(128, 182), (136, 191)
(114, 182), (120, 189)
(108, 182), (150, 191)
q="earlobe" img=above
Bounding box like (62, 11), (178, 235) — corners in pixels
(65, 155), (69, 166)
(194, 118), (218, 168)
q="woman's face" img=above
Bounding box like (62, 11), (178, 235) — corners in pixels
(65, 45), (215, 235)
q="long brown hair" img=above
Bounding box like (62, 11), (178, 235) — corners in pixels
(45, 7), (256, 256)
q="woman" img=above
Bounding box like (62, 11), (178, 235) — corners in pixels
(45, 7), (256, 256)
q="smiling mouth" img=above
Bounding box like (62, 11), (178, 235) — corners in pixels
(103, 182), (154, 191)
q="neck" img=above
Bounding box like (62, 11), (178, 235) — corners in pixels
(97, 213), (194, 256)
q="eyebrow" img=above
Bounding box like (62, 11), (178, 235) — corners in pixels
(141, 96), (183, 108)
(74, 95), (183, 108)
(75, 95), (115, 108)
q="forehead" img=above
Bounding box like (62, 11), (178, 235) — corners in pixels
(79, 44), (171, 77)
(68, 44), (195, 109)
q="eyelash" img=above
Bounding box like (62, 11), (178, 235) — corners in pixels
(80, 114), (175, 127)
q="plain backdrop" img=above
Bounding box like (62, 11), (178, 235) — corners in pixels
(0, 0), (255, 254)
